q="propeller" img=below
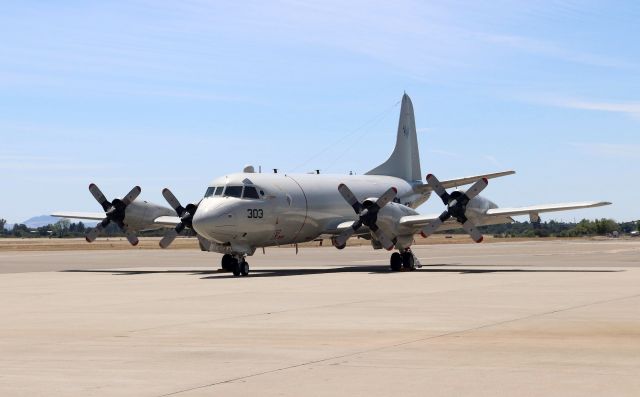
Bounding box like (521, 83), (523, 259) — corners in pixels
(334, 184), (397, 250)
(159, 188), (199, 249)
(85, 183), (141, 245)
(420, 174), (488, 243)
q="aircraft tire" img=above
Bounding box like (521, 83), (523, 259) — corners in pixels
(401, 252), (415, 271)
(390, 252), (402, 271)
(221, 254), (234, 271)
(240, 261), (250, 276)
(232, 263), (241, 277)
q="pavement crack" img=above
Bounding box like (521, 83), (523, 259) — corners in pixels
(157, 292), (640, 396)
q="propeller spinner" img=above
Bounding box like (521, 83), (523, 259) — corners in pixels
(420, 174), (488, 243)
(159, 188), (199, 249)
(334, 184), (397, 250)
(85, 183), (141, 245)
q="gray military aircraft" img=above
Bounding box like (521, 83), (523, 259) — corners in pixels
(53, 94), (610, 276)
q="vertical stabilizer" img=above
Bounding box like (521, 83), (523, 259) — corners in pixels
(366, 93), (422, 182)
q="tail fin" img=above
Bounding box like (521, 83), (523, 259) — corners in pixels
(366, 93), (422, 182)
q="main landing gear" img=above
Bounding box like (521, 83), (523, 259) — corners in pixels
(389, 249), (417, 272)
(221, 254), (250, 277)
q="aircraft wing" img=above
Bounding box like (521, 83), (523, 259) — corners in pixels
(319, 220), (370, 238)
(484, 201), (611, 218)
(51, 211), (106, 221)
(153, 216), (181, 227)
(414, 170), (515, 193)
(398, 214), (515, 232)
(399, 201), (611, 234)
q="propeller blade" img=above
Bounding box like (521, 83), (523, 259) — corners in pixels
(333, 220), (363, 247)
(372, 227), (395, 251)
(334, 229), (354, 248)
(162, 188), (185, 216)
(85, 221), (106, 243)
(88, 183), (111, 211)
(462, 220), (483, 243)
(338, 183), (362, 214)
(125, 231), (139, 246)
(462, 178), (488, 201)
(374, 186), (397, 209)
(426, 174), (451, 205)
(420, 218), (443, 238)
(121, 186), (142, 206)
(159, 228), (179, 249)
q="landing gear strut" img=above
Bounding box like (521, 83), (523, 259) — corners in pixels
(221, 254), (250, 277)
(389, 249), (417, 271)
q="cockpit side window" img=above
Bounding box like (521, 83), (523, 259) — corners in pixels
(204, 187), (215, 197)
(214, 186), (223, 196)
(243, 186), (259, 199)
(224, 186), (243, 198)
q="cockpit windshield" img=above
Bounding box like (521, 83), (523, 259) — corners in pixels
(205, 185), (263, 199)
(224, 186), (243, 198)
(243, 186), (260, 199)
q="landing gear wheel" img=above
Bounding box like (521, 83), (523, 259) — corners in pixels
(221, 254), (234, 271)
(390, 252), (402, 272)
(240, 261), (249, 276)
(401, 251), (415, 271)
(231, 258), (241, 277)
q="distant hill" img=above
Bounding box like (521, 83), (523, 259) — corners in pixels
(21, 215), (62, 228)
(20, 215), (97, 228)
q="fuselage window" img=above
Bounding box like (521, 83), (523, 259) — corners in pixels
(224, 186), (243, 198)
(204, 187), (215, 197)
(243, 186), (259, 199)
(214, 186), (223, 196)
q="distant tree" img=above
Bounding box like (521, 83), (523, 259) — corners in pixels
(12, 224), (30, 237)
(0, 218), (6, 233)
(51, 219), (70, 238)
(36, 225), (52, 236)
(594, 218), (618, 235)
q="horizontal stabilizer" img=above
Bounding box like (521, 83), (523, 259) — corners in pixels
(414, 170), (515, 193)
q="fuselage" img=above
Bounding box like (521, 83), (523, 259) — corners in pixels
(192, 172), (429, 251)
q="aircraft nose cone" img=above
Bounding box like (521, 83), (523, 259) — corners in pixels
(192, 199), (238, 243)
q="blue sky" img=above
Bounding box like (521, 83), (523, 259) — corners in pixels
(1, 0), (638, 223)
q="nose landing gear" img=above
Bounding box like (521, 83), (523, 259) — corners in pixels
(389, 249), (419, 272)
(221, 253), (250, 277)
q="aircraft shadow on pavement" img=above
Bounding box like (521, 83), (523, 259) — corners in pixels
(62, 265), (622, 279)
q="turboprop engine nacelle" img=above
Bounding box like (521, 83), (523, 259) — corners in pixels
(454, 192), (498, 220)
(122, 200), (176, 231)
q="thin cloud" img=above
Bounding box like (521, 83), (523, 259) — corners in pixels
(570, 142), (640, 159)
(556, 99), (640, 119)
(517, 95), (640, 120)
(479, 33), (636, 69)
